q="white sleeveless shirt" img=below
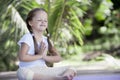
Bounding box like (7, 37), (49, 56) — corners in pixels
(18, 33), (48, 68)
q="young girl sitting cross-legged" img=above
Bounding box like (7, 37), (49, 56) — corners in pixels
(17, 8), (76, 80)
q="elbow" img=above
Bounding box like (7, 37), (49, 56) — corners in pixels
(19, 56), (26, 62)
(56, 56), (62, 62)
(19, 57), (24, 61)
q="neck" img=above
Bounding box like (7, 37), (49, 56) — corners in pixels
(31, 29), (44, 43)
(33, 31), (43, 38)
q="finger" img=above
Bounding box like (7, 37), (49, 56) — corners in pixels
(39, 42), (45, 51)
(41, 41), (46, 49)
(42, 46), (46, 51)
(38, 42), (44, 54)
(40, 41), (44, 48)
(39, 42), (47, 53)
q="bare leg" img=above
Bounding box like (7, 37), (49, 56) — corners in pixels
(33, 73), (69, 80)
(27, 66), (76, 80)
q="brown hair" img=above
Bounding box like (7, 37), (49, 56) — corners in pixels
(26, 8), (53, 55)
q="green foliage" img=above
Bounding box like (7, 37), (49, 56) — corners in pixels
(47, 0), (85, 56)
(0, 0), (40, 71)
(0, 0), (85, 71)
(75, 0), (120, 60)
(0, 0), (120, 71)
(95, 0), (112, 21)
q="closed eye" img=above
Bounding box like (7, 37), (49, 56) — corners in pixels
(37, 20), (42, 21)
(37, 20), (47, 22)
(44, 20), (47, 22)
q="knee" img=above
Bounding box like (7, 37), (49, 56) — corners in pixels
(17, 68), (34, 80)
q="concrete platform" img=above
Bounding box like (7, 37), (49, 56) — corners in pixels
(0, 70), (120, 80)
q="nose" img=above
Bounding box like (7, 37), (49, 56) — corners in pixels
(41, 20), (45, 24)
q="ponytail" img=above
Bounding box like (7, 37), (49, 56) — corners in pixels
(32, 35), (39, 55)
(46, 29), (56, 67)
(46, 29), (54, 53)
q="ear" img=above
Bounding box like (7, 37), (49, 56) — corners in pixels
(28, 21), (33, 26)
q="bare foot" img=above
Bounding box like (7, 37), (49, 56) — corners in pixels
(63, 69), (76, 80)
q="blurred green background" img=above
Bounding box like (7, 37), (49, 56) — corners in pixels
(0, 0), (120, 71)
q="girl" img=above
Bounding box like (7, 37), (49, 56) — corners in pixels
(17, 8), (76, 80)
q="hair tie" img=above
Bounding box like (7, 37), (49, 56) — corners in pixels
(47, 34), (50, 37)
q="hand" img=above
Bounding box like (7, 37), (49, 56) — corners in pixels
(38, 41), (47, 56)
(49, 47), (57, 53)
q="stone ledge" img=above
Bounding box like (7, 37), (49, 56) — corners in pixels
(0, 70), (120, 80)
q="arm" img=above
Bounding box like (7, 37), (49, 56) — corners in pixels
(43, 47), (62, 63)
(43, 55), (62, 63)
(18, 43), (42, 62)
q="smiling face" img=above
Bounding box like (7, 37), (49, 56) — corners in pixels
(29, 11), (48, 32)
